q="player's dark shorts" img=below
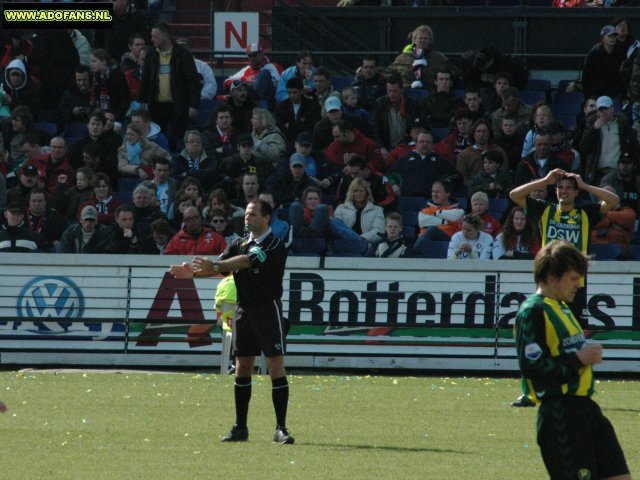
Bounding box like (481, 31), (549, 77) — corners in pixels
(537, 396), (629, 480)
(232, 300), (289, 357)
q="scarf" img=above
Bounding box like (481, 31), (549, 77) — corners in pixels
(126, 142), (142, 165)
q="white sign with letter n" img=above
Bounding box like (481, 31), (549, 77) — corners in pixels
(213, 12), (259, 56)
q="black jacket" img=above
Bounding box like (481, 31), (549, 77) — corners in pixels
(372, 94), (425, 150)
(140, 41), (201, 117)
(59, 223), (105, 253)
(275, 96), (322, 145)
(0, 221), (46, 252)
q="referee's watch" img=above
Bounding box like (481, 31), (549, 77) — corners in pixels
(212, 260), (220, 273)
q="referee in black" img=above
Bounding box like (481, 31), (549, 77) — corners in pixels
(170, 200), (293, 444)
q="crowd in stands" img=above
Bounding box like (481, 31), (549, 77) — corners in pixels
(3, 7), (640, 260)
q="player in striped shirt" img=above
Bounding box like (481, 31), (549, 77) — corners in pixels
(515, 241), (630, 480)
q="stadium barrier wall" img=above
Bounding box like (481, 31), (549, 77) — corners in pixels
(1, 254), (639, 372)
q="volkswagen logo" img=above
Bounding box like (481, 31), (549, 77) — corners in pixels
(17, 276), (85, 326)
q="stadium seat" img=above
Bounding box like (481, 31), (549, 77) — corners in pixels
(453, 89), (465, 98)
(405, 89), (429, 101)
(331, 75), (354, 92)
(519, 90), (546, 105)
(36, 122), (58, 137)
(431, 127), (450, 143)
(553, 91), (584, 105)
(552, 103), (580, 116)
(333, 238), (368, 256)
(630, 245), (640, 260)
(526, 79), (551, 92)
(556, 114), (577, 130)
(290, 237), (327, 256)
(113, 191), (133, 204)
(37, 110), (60, 124)
(322, 193), (336, 208)
(457, 197), (468, 211)
(399, 196), (427, 212)
(413, 240), (449, 259)
(588, 243), (622, 260)
(65, 121), (88, 138)
(255, 99), (268, 109)
(117, 178), (142, 193)
(488, 198), (509, 218)
(63, 136), (82, 150)
(400, 210), (419, 241)
(199, 98), (221, 113)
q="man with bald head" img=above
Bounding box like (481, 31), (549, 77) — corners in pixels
(24, 137), (75, 193)
(163, 206), (227, 255)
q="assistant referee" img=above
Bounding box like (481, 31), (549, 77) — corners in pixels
(170, 200), (293, 444)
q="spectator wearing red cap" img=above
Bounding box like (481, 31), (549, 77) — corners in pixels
(224, 42), (282, 109)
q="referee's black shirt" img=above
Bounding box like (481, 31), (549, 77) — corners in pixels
(220, 228), (287, 307)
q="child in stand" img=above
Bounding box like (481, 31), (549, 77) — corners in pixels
(370, 211), (411, 258)
(521, 103), (553, 158)
(494, 115), (524, 172)
(469, 191), (501, 237)
(469, 150), (513, 200)
(341, 86), (373, 126)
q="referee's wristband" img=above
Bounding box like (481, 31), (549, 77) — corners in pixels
(212, 261), (220, 273)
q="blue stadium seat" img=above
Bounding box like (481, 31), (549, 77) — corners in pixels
(118, 178), (142, 193)
(37, 110), (60, 124)
(630, 245), (640, 261)
(113, 191), (133, 204)
(64, 136), (82, 150)
(65, 121), (88, 138)
(552, 103), (580, 116)
(333, 238), (368, 256)
(588, 243), (622, 260)
(36, 122), (58, 137)
(405, 89), (429, 101)
(290, 237), (327, 256)
(413, 240), (449, 259)
(488, 198), (509, 217)
(331, 75), (354, 92)
(556, 114), (577, 130)
(199, 98), (222, 113)
(399, 196), (427, 212)
(431, 127), (450, 143)
(453, 89), (465, 98)
(553, 91), (584, 106)
(520, 90), (546, 105)
(255, 99), (268, 109)
(526, 79), (551, 92)
(400, 210), (419, 241)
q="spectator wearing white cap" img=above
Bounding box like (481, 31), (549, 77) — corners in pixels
(223, 42), (282, 109)
(580, 95), (640, 185)
(59, 205), (105, 253)
(582, 25), (627, 99)
(312, 96), (372, 150)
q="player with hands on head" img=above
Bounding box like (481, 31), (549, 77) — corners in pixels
(170, 200), (294, 445)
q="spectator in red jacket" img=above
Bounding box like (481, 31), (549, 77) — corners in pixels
(163, 206), (227, 255)
(324, 119), (385, 174)
(24, 136), (76, 193)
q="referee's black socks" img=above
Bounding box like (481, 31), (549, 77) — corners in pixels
(234, 376), (252, 428)
(272, 376), (289, 428)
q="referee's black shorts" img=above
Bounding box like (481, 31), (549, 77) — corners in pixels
(537, 396), (629, 480)
(233, 300), (289, 358)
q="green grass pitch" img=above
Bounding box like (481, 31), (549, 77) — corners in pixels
(1, 371), (638, 479)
